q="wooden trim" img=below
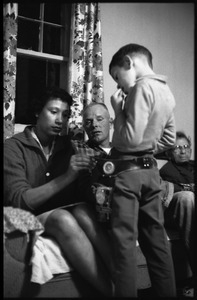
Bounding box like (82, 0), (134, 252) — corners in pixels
(18, 15), (63, 28)
(17, 48), (68, 62)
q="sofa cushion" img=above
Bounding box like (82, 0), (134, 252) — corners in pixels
(5, 231), (32, 263)
(4, 231), (33, 297)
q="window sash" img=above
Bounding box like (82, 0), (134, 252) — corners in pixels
(17, 3), (70, 58)
(17, 48), (68, 62)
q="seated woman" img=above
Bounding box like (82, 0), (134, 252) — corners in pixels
(159, 131), (195, 291)
(4, 86), (113, 297)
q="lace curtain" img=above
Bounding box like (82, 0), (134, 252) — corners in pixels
(3, 3), (104, 139)
(68, 3), (104, 132)
(3, 3), (18, 140)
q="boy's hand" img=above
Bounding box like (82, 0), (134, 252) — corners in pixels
(111, 89), (124, 114)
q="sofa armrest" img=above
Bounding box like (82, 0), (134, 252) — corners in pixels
(157, 159), (168, 170)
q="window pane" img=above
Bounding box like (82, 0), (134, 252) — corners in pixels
(18, 3), (40, 20)
(47, 62), (60, 87)
(16, 56), (60, 124)
(17, 19), (39, 51)
(17, 3), (71, 56)
(44, 3), (61, 24)
(61, 4), (72, 57)
(43, 25), (61, 55)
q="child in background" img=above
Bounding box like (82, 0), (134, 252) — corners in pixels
(109, 43), (177, 297)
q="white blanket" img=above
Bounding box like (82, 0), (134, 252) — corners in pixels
(30, 236), (73, 284)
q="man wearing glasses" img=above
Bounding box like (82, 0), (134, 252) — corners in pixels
(159, 131), (195, 296)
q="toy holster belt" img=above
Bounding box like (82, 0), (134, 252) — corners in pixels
(92, 156), (157, 223)
(95, 156), (157, 177)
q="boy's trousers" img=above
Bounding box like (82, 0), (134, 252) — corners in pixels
(110, 166), (177, 297)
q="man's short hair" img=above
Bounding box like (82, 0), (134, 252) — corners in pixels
(82, 102), (110, 117)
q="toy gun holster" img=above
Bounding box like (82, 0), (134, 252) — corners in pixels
(92, 183), (113, 223)
(91, 158), (116, 223)
(91, 156), (157, 223)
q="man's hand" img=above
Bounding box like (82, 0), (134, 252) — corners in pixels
(110, 89), (124, 114)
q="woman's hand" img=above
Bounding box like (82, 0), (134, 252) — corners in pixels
(68, 154), (96, 178)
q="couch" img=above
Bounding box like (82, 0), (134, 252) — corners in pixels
(4, 205), (154, 298)
(3, 125), (192, 298)
(4, 171), (192, 298)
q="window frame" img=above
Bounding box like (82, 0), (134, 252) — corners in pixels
(15, 3), (72, 124)
(16, 3), (71, 88)
(17, 48), (68, 62)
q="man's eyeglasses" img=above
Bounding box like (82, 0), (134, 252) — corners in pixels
(173, 144), (191, 153)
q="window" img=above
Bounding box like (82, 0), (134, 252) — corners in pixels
(15, 3), (72, 124)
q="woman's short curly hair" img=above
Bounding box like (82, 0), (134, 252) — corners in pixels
(31, 86), (73, 123)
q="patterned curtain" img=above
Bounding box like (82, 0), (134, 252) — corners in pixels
(3, 3), (18, 140)
(68, 3), (104, 133)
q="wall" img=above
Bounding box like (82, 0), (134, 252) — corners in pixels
(100, 3), (194, 159)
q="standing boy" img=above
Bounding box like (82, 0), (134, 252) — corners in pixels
(109, 43), (177, 297)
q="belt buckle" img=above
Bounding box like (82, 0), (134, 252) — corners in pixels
(143, 157), (151, 168)
(103, 161), (115, 175)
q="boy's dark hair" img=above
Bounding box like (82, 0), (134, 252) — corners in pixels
(33, 86), (73, 120)
(109, 43), (153, 73)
